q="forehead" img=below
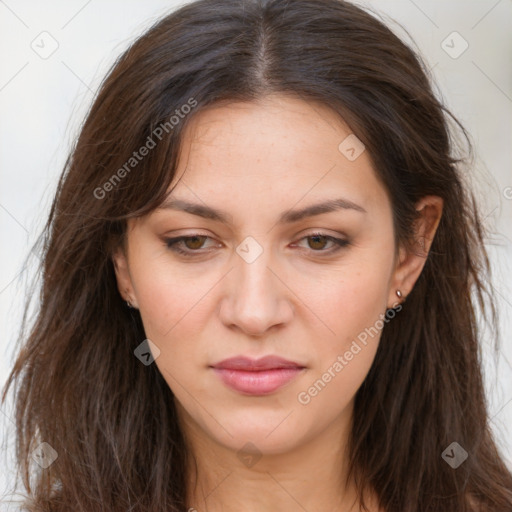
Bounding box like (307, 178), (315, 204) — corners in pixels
(161, 94), (390, 221)
(181, 94), (353, 165)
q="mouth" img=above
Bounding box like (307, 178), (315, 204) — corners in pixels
(210, 355), (306, 395)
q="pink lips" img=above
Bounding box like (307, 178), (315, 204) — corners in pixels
(211, 356), (305, 395)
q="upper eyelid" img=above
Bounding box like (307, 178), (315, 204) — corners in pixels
(164, 228), (347, 239)
(165, 231), (346, 243)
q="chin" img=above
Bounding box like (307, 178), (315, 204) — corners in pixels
(225, 430), (301, 457)
(210, 413), (307, 455)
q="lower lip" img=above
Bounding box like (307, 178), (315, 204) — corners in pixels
(212, 367), (304, 395)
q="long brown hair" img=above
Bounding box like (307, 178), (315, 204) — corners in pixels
(3, 0), (512, 510)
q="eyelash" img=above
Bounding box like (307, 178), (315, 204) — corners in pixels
(163, 233), (350, 257)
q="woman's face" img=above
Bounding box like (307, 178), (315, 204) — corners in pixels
(114, 94), (418, 456)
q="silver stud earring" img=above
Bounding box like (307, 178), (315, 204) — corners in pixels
(396, 290), (402, 298)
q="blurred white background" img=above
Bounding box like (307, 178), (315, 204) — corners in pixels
(1, 0), (511, 506)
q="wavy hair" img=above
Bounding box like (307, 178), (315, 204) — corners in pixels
(3, 0), (512, 510)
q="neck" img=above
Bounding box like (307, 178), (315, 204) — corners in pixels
(180, 403), (378, 512)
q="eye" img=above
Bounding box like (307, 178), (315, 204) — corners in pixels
(292, 233), (350, 254)
(164, 235), (217, 255)
(163, 232), (350, 257)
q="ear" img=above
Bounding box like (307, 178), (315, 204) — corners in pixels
(387, 195), (443, 309)
(112, 243), (138, 308)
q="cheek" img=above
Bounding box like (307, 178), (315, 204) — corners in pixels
(296, 340), (377, 430)
(297, 256), (391, 391)
(134, 259), (216, 341)
(301, 259), (390, 336)
(295, 268), (388, 414)
(134, 265), (213, 388)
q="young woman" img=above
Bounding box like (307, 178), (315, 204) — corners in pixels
(3, 0), (512, 510)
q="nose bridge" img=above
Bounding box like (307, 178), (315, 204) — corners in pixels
(237, 245), (273, 294)
(235, 238), (276, 306)
(224, 236), (291, 335)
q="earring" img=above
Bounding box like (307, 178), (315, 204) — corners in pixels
(125, 289), (135, 309)
(386, 289), (404, 313)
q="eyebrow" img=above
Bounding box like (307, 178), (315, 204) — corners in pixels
(156, 197), (367, 224)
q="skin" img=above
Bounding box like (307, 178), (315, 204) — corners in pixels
(113, 93), (443, 512)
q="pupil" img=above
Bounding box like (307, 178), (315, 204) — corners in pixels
(186, 236), (205, 249)
(309, 235), (326, 250)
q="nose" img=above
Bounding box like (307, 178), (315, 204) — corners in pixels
(218, 246), (294, 337)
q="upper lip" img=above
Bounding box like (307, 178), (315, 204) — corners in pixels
(211, 355), (304, 371)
